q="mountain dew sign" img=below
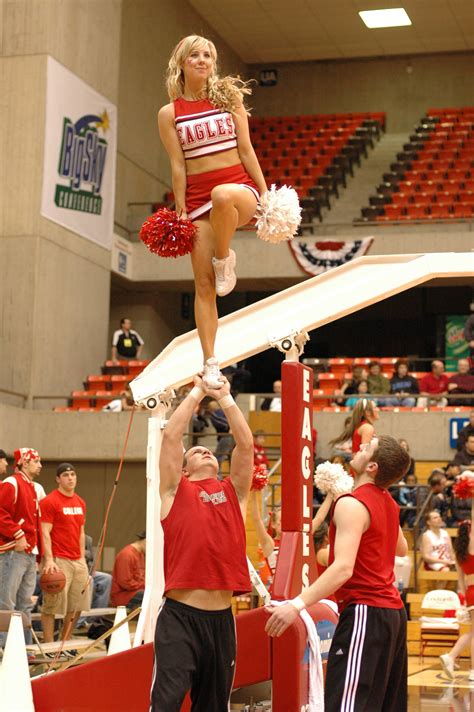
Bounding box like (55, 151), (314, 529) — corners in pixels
(445, 315), (470, 371)
(41, 57), (116, 249)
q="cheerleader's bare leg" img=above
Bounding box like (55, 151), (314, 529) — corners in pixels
(191, 218), (218, 360)
(209, 184), (258, 297)
(210, 183), (258, 258)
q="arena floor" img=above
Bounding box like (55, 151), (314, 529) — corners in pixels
(408, 656), (474, 710)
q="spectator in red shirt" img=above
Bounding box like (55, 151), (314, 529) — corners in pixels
(448, 359), (474, 406)
(0, 448), (43, 649)
(40, 463), (91, 642)
(110, 531), (146, 609)
(418, 360), (449, 408)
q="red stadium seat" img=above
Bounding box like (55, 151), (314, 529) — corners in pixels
(317, 373), (341, 394)
(127, 360), (149, 377)
(417, 182), (438, 195)
(428, 204), (452, 219)
(110, 375), (129, 393)
(87, 374), (111, 391)
(459, 191), (474, 204)
(391, 192), (411, 206)
(92, 391), (115, 410)
(383, 206), (405, 221)
(453, 203), (474, 218)
(380, 357), (399, 376)
(353, 358), (372, 367)
(322, 406), (349, 412)
(312, 389), (331, 410)
(328, 358), (353, 378)
(71, 391), (93, 409)
(413, 194), (433, 206)
(406, 205), (427, 220)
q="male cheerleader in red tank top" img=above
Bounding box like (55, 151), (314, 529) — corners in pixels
(150, 374), (253, 712)
(266, 435), (410, 712)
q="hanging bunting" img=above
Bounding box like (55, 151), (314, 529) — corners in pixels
(288, 237), (374, 276)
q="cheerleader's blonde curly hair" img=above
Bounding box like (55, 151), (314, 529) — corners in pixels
(166, 35), (252, 115)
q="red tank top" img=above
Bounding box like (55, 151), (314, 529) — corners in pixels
(461, 553), (474, 575)
(329, 483), (403, 611)
(162, 476), (251, 594)
(352, 419), (369, 454)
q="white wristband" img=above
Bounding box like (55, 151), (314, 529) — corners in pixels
(289, 596), (306, 612)
(189, 386), (204, 402)
(218, 394), (235, 409)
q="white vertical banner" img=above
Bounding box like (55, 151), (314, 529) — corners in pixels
(41, 56), (117, 250)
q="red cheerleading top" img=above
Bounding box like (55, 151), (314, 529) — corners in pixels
(352, 419), (369, 455)
(461, 553), (474, 575)
(41, 489), (86, 560)
(329, 483), (403, 612)
(162, 476), (251, 594)
(174, 98), (237, 160)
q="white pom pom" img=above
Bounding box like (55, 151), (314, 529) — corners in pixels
(314, 461), (354, 497)
(256, 184), (302, 244)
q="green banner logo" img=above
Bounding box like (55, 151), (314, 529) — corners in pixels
(445, 315), (469, 371)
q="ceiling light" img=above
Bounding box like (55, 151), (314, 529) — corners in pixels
(359, 8), (412, 28)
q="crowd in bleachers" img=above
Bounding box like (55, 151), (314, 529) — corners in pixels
(312, 356), (474, 412)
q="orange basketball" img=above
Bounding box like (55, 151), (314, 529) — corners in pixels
(40, 570), (66, 593)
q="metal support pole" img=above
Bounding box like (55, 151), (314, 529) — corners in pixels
(134, 393), (173, 646)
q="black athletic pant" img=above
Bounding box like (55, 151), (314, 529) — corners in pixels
(150, 598), (236, 712)
(325, 604), (407, 712)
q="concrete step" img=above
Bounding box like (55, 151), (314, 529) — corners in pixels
(322, 133), (408, 224)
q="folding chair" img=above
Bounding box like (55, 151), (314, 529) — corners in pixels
(419, 590), (461, 660)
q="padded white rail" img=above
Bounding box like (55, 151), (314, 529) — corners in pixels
(130, 252), (474, 404)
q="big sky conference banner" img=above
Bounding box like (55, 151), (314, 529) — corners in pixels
(41, 57), (117, 250)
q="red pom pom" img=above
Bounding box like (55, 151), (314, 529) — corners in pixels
(139, 208), (197, 258)
(453, 475), (474, 500)
(251, 464), (269, 491)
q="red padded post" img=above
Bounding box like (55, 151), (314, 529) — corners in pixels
(272, 602), (338, 712)
(273, 361), (318, 601)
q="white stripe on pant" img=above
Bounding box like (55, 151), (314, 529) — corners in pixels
(341, 603), (368, 712)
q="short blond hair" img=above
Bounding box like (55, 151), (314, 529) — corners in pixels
(166, 35), (252, 114)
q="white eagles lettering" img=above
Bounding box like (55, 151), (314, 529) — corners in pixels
(302, 368), (310, 402)
(203, 121), (217, 139)
(301, 407), (312, 441)
(185, 125), (196, 143)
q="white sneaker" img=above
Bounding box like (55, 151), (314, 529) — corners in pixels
(440, 653), (454, 678)
(469, 669), (474, 682)
(203, 358), (224, 389)
(212, 250), (236, 297)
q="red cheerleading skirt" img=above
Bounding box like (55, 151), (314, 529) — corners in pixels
(186, 163), (259, 221)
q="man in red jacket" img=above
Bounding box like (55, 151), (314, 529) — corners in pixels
(0, 447), (43, 648)
(110, 531), (146, 609)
